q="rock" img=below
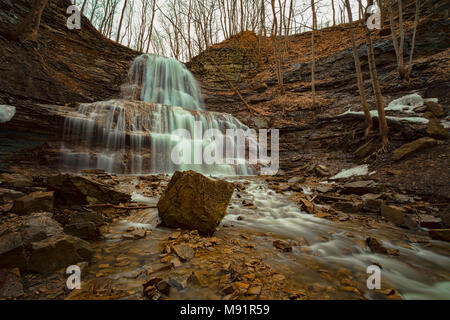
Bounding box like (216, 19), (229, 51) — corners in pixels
(47, 174), (130, 205)
(392, 138), (437, 161)
(341, 180), (378, 195)
(247, 285), (262, 295)
(333, 201), (363, 213)
(298, 198), (314, 214)
(362, 194), (382, 213)
(0, 232), (27, 270)
(0, 188), (25, 203)
(11, 191), (54, 215)
(157, 170), (235, 235)
(273, 239), (292, 252)
(64, 222), (99, 240)
(156, 280), (171, 295)
(0, 173), (33, 189)
(315, 184), (335, 193)
(315, 165), (330, 177)
(173, 244), (195, 261)
(366, 237), (387, 254)
(381, 203), (417, 229)
(428, 229), (450, 242)
(28, 235), (93, 274)
(417, 215), (442, 229)
(0, 268), (23, 298)
(22, 212), (63, 243)
(425, 101), (446, 118)
(427, 118), (449, 139)
(439, 205), (450, 228)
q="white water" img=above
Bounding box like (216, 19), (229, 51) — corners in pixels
(61, 54), (253, 175)
(224, 179), (450, 300)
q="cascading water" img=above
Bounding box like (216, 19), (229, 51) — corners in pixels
(61, 54), (253, 175)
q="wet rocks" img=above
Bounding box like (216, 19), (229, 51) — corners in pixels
(28, 235), (93, 274)
(366, 237), (387, 254)
(47, 174), (131, 205)
(392, 137), (437, 161)
(173, 244), (195, 261)
(11, 191), (54, 215)
(273, 239), (292, 252)
(157, 170), (235, 235)
(428, 229), (450, 242)
(381, 203), (417, 229)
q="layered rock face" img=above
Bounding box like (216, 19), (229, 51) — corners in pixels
(158, 171), (235, 235)
(0, 0), (138, 167)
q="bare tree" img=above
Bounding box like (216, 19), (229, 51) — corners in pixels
(360, 0), (389, 145)
(388, 0), (407, 80)
(271, 0), (285, 95)
(345, 0), (373, 135)
(407, 0), (420, 79)
(311, 0), (317, 107)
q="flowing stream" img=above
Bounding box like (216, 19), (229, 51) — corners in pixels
(59, 55), (449, 300)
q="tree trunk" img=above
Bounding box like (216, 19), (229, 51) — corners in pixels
(311, 0), (317, 107)
(407, 0), (420, 79)
(116, 0), (128, 42)
(361, 0), (389, 143)
(345, 0), (373, 135)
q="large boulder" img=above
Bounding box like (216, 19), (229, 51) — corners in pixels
(11, 191), (54, 215)
(47, 174), (130, 205)
(392, 138), (436, 161)
(157, 171), (235, 235)
(28, 235), (93, 274)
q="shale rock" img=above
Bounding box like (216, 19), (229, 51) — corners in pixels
(21, 212), (63, 243)
(157, 171), (235, 235)
(47, 174), (130, 205)
(11, 191), (54, 215)
(0, 232), (27, 270)
(28, 235), (93, 274)
(381, 203), (417, 229)
(0, 268), (24, 299)
(64, 222), (99, 240)
(428, 229), (450, 242)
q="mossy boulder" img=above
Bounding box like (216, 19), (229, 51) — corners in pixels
(157, 171), (235, 235)
(427, 118), (449, 139)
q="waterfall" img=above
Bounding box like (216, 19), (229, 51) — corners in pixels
(61, 54), (254, 176)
